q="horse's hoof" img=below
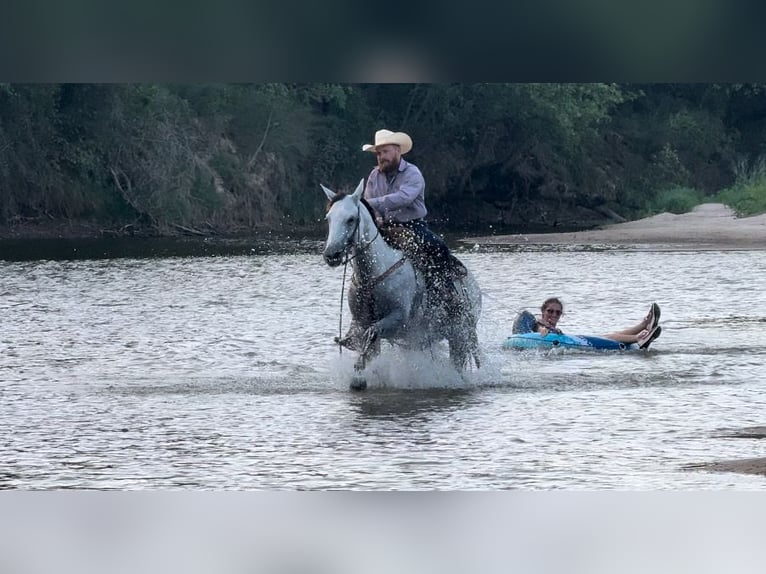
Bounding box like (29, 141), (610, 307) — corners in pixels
(350, 376), (367, 391)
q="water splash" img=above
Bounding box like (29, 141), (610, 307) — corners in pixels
(328, 346), (503, 391)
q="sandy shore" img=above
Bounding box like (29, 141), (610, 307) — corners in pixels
(462, 203), (766, 250)
(686, 427), (766, 477)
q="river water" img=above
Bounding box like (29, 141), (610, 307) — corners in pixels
(1, 238), (765, 489)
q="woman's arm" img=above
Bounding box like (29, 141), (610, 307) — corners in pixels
(535, 320), (562, 336)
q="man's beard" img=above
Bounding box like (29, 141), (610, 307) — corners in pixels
(378, 158), (400, 174)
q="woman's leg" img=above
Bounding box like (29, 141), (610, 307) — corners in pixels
(602, 330), (646, 343)
(603, 304), (656, 339)
(610, 319), (649, 337)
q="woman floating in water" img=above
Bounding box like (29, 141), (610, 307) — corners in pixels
(513, 297), (662, 349)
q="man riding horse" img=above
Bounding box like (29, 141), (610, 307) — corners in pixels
(323, 179), (482, 379)
(360, 129), (467, 317)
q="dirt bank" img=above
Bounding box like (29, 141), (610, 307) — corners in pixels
(0, 221), (148, 240)
(685, 427), (766, 478)
(462, 204), (766, 250)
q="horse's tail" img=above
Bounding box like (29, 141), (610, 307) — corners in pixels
(446, 271), (482, 370)
(465, 272), (482, 369)
(468, 328), (481, 369)
(448, 323), (481, 370)
(466, 294), (482, 369)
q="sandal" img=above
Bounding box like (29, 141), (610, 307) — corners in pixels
(649, 302), (661, 330)
(644, 302), (661, 330)
(638, 325), (662, 349)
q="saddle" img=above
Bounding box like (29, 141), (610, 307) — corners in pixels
(379, 225), (465, 274)
(379, 223), (468, 318)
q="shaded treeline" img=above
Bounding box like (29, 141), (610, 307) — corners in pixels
(1, 83), (764, 236)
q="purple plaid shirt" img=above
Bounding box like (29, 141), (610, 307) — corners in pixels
(364, 158), (427, 222)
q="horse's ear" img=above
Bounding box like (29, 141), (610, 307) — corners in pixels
(320, 184), (336, 202)
(351, 178), (365, 200)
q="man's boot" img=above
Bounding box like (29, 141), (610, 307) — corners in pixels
(334, 323), (363, 350)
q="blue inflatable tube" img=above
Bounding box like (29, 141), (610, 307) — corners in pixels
(505, 310), (638, 351)
(503, 332), (638, 351)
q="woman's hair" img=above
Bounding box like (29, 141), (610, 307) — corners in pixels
(541, 297), (564, 313)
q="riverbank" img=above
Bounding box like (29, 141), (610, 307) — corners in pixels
(686, 427), (766, 477)
(462, 203), (766, 250)
(0, 220), (111, 240)
(0, 220), (322, 241)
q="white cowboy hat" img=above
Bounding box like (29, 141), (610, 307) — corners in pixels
(362, 129), (413, 154)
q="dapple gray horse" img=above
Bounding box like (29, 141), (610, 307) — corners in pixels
(322, 179), (482, 390)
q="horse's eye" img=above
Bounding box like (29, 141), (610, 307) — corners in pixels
(347, 217), (355, 225)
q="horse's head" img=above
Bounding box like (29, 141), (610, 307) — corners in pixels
(321, 179), (365, 267)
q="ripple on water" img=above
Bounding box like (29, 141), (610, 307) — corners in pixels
(1, 248), (766, 489)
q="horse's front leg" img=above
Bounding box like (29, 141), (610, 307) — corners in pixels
(359, 309), (407, 355)
(353, 308), (407, 375)
(350, 307), (408, 391)
(350, 328), (381, 392)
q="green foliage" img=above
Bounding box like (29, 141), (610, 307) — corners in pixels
(715, 157), (766, 216)
(209, 152), (246, 196)
(364, 83), (630, 218)
(649, 186), (706, 214)
(524, 83), (627, 145)
(189, 166), (221, 211)
(639, 143), (692, 197)
(2, 83), (766, 233)
(0, 85), (90, 221)
(290, 83), (352, 112)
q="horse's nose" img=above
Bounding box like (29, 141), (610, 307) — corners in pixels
(323, 249), (343, 267)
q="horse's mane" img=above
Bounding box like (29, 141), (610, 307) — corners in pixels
(327, 191), (377, 223)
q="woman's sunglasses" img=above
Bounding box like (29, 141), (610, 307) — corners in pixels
(544, 309), (563, 316)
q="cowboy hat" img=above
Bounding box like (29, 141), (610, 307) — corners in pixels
(362, 129), (413, 154)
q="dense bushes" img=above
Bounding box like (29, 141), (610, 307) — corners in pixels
(645, 187), (706, 215)
(715, 158), (766, 216)
(1, 83), (765, 235)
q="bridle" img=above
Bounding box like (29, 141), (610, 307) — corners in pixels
(338, 204), (378, 265)
(330, 201), (406, 353)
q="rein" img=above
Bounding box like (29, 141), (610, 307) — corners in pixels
(351, 256), (406, 290)
(338, 259), (349, 354)
(337, 203), (376, 353)
(341, 206), (378, 265)
(335, 204), (402, 354)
